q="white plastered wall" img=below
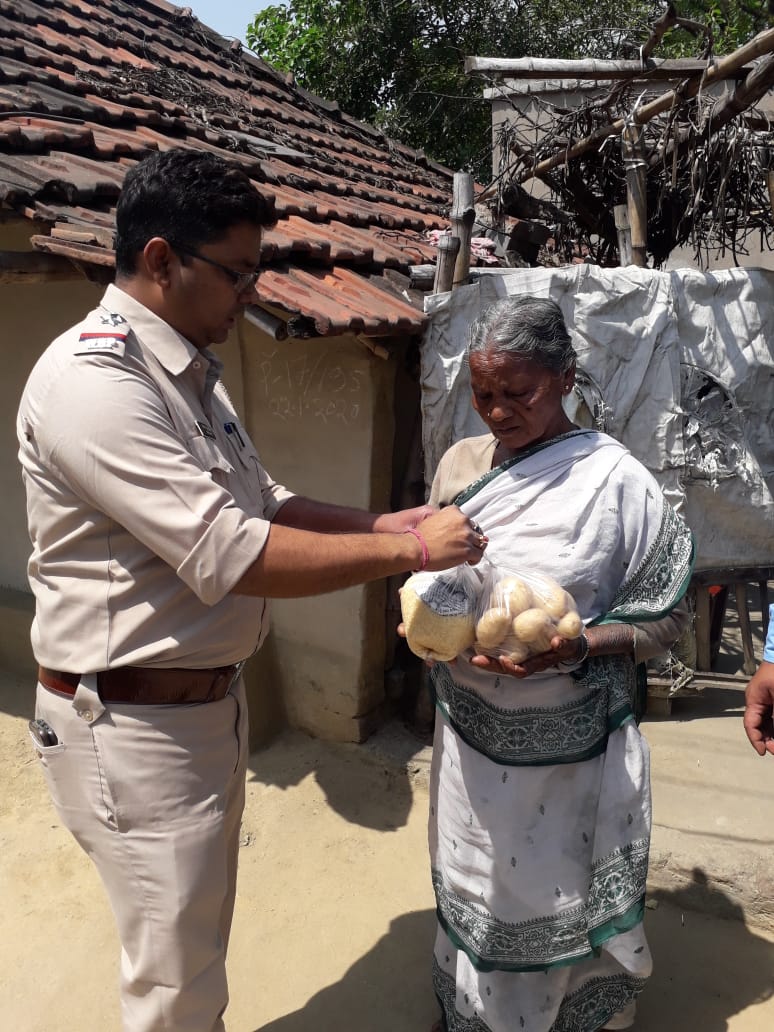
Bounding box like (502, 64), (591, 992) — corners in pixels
(237, 317), (396, 743)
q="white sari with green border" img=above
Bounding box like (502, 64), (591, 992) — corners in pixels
(429, 430), (693, 1032)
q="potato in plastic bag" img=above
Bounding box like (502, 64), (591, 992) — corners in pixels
(400, 564), (480, 662)
(473, 560), (583, 662)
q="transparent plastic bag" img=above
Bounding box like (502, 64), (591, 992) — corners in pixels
(400, 564), (482, 662)
(472, 560), (583, 663)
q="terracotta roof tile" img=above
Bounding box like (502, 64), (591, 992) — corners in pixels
(256, 265), (426, 336)
(0, 0), (467, 335)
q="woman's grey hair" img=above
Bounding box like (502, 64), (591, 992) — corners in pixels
(467, 295), (576, 374)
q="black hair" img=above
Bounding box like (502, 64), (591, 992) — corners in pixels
(114, 148), (275, 275)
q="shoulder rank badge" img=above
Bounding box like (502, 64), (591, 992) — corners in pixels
(99, 311), (127, 327)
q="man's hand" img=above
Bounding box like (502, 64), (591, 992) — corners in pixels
(415, 506), (487, 570)
(372, 505), (436, 534)
(743, 661), (774, 756)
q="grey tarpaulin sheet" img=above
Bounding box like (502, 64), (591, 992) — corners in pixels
(421, 265), (774, 570)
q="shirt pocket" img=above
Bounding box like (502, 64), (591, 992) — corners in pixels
(186, 434), (235, 488)
(221, 420), (262, 473)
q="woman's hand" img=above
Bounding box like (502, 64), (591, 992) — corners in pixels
(396, 620), (456, 668)
(469, 633), (585, 679)
(372, 505), (436, 534)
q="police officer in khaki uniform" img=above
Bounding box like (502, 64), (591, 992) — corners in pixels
(17, 148), (485, 1032)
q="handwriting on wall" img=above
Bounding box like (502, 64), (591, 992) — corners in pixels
(258, 350), (366, 425)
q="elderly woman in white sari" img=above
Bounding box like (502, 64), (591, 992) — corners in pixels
(426, 296), (693, 1032)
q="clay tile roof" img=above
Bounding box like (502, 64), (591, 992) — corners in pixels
(0, 0), (456, 336)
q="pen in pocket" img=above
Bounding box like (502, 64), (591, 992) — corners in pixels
(224, 422), (245, 449)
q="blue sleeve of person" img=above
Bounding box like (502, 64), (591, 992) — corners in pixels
(764, 604), (774, 663)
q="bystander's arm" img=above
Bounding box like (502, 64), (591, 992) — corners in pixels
(743, 661), (774, 757)
(744, 605), (774, 756)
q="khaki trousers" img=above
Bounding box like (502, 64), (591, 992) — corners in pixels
(34, 674), (249, 1032)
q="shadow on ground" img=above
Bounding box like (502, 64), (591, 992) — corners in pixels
(640, 873), (774, 1030)
(251, 909), (439, 1032)
(654, 684), (747, 723)
(246, 728), (418, 831)
(245, 876), (774, 1032)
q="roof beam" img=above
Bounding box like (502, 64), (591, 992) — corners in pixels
(465, 56), (756, 80)
(0, 249), (83, 283)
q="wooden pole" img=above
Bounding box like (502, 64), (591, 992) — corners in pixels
(622, 124), (647, 267)
(614, 204), (632, 266)
(433, 235), (460, 293)
(451, 172), (475, 288)
(464, 55), (753, 80)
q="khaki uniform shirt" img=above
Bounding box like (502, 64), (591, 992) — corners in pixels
(17, 284), (294, 672)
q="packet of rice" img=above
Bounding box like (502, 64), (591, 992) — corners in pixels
(400, 564), (481, 662)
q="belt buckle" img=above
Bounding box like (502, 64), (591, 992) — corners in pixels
(207, 660), (246, 702)
(229, 660), (246, 690)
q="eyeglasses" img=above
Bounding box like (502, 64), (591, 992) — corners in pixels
(174, 245), (260, 294)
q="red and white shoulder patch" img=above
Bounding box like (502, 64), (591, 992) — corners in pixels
(72, 308), (130, 356)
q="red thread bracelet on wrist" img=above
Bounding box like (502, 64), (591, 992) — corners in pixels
(404, 527), (430, 571)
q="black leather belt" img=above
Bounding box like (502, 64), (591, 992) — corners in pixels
(38, 663), (243, 705)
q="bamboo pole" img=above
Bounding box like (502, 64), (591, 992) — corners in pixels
(451, 172), (475, 288)
(614, 204), (633, 266)
(648, 52), (774, 173)
(701, 51), (774, 133)
(513, 28), (774, 185)
(433, 235), (460, 293)
(622, 123), (647, 267)
(465, 56), (754, 80)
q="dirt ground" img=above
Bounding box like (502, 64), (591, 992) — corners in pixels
(2, 663), (774, 1032)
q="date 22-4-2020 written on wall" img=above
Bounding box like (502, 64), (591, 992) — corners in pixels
(258, 350), (365, 426)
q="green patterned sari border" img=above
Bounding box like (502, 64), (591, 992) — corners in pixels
(432, 961), (647, 1032)
(433, 840), (648, 974)
(435, 896), (646, 975)
(553, 972), (648, 1032)
(436, 906), (593, 974)
(434, 694), (611, 768)
(600, 499), (695, 624)
(432, 656), (635, 767)
(589, 895), (646, 949)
